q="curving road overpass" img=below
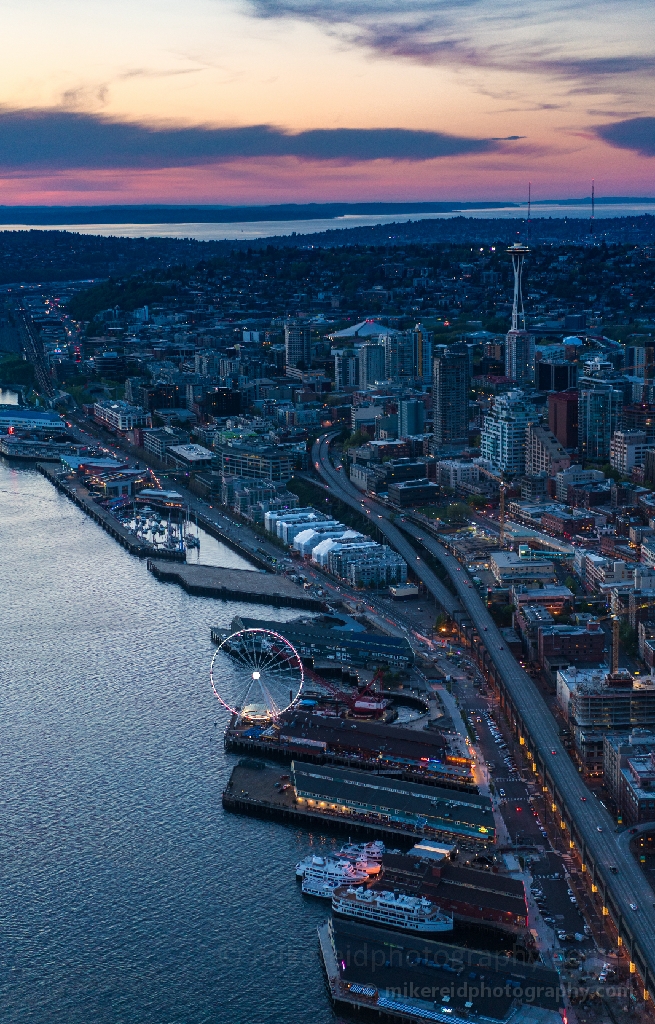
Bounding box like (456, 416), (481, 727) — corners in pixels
(312, 432), (655, 994)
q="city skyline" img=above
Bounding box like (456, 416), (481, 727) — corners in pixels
(0, 0), (654, 205)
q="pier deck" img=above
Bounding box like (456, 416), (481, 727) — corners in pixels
(148, 561), (324, 609)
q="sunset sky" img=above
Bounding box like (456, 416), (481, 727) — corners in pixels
(1, 0), (654, 205)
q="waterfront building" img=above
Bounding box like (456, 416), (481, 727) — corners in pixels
(214, 442), (294, 481)
(232, 616), (414, 667)
(291, 762), (495, 846)
(480, 389), (535, 476)
(167, 443), (214, 471)
(432, 348), (469, 452)
(0, 407), (66, 431)
(557, 666), (655, 772)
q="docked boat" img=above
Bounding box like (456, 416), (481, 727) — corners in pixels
(339, 841), (385, 863)
(296, 842), (383, 879)
(300, 856), (370, 898)
(332, 886), (454, 934)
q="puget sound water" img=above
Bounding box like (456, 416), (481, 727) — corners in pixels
(0, 462), (339, 1024)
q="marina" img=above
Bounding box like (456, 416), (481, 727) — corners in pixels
(36, 461), (184, 560)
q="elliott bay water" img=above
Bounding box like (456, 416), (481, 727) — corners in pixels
(0, 462), (339, 1024)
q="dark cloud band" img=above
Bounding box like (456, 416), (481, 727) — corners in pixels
(596, 117), (655, 157)
(0, 109), (499, 170)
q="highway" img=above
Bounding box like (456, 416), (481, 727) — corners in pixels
(312, 432), (655, 991)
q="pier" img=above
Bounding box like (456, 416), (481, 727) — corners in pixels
(37, 463), (184, 561)
(149, 561), (324, 609)
(223, 762), (419, 842)
(222, 762), (488, 848)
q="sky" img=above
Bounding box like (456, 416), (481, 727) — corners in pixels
(0, 0), (654, 206)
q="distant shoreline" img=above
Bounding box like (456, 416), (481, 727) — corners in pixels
(0, 197), (654, 226)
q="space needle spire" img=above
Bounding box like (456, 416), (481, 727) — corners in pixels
(507, 241), (530, 332)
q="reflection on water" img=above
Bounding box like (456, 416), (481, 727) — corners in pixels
(0, 461), (336, 1024)
(0, 202), (653, 241)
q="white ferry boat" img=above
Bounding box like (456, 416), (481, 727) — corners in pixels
(296, 842), (383, 879)
(332, 886), (454, 934)
(301, 857), (370, 898)
(339, 841), (385, 863)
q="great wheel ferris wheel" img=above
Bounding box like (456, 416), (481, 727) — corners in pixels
(210, 627), (304, 722)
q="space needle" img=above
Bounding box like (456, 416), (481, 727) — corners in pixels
(505, 242), (534, 385)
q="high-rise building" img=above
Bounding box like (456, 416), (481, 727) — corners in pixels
(621, 403), (655, 441)
(412, 324), (433, 380)
(358, 344), (385, 388)
(284, 325), (311, 369)
(505, 329), (535, 384)
(548, 391), (579, 448)
(480, 389), (536, 476)
(384, 331), (414, 380)
(334, 351), (359, 391)
(578, 377), (624, 460)
(525, 423), (571, 476)
(432, 348), (470, 451)
(398, 399), (425, 438)
(537, 360), (577, 392)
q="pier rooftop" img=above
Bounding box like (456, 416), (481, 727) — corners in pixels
(225, 710), (475, 789)
(291, 762), (494, 847)
(148, 560), (323, 609)
(229, 613), (414, 667)
(320, 918), (562, 1024)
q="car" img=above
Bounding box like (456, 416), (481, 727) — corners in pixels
(551, 750), (557, 755)
(597, 826), (603, 832)
(629, 903), (638, 911)
(630, 827), (638, 833)
(483, 626), (488, 631)
(581, 796), (587, 801)
(499, 788), (505, 797)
